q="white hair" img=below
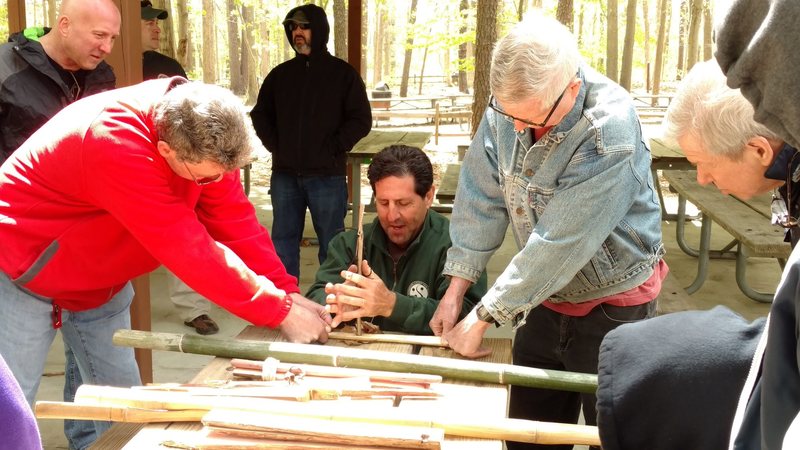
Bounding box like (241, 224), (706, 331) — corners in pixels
(490, 11), (580, 105)
(663, 60), (780, 160)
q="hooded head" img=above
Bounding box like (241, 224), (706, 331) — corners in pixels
(716, 0), (800, 149)
(282, 4), (329, 55)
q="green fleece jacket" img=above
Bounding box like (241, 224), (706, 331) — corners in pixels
(306, 210), (487, 335)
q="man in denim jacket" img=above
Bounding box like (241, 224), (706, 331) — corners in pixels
(429, 13), (665, 448)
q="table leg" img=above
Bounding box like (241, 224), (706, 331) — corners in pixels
(734, 243), (775, 303)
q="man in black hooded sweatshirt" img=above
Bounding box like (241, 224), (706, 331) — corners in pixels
(251, 4), (372, 279)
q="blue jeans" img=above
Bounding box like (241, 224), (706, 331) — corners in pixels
(507, 300), (657, 450)
(0, 272), (141, 450)
(270, 172), (348, 278)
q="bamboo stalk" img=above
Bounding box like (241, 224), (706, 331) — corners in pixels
(230, 358), (443, 386)
(35, 401), (204, 422)
(73, 385), (601, 446)
(114, 330), (598, 393)
(328, 331), (446, 347)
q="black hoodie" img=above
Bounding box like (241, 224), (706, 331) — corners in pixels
(250, 4), (371, 176)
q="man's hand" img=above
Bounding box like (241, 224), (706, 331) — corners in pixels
(442, 308), (493, 359)
(429, 277), (472, 336)
(325, 260), (396, 328)
(278, 294), (332, 343)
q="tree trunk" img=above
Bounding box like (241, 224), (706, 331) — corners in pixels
(619, 0), (637, 90)
(47, 0), (56, 28)
(606, 0), (619, 82)
(677, 0), (688, 79)
(333, 0), (347, 60)
(372, 2), (383, 86)
(556, 0), (574, 30)
(652, 0), (668, 105)
(160, 0), (177, 58)
(418, 40), (429, 96)
(517, 0), (526, 21)
(201, 0), (217, 83)
(458, 0), (470, 93)
(703, 0), (713, 61)
(577, 4), (585, 46)
(383, 5), (392, 84)
(227, 0), (243, 94)
(241, 5), (259, 105)
(399, 0), (419, 98)
(686, 0), (703, 71)
(471, 0), (499, 136)
(361, 1), (368, 80)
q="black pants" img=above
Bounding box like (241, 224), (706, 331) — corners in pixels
(507, 300), (657, 450)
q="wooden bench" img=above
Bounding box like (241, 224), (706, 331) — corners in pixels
(663, 170), (791, 303)
(435, 162), (460, 212)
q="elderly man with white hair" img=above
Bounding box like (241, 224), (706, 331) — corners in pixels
(428, 11), (664, 449)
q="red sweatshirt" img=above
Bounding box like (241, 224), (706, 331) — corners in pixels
(0, 78), (297, 327)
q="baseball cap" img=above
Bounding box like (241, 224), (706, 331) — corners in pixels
(141, 1), (168, 20)
(282, 10), (310, 25)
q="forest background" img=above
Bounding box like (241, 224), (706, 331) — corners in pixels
(0, 0), (718, 131)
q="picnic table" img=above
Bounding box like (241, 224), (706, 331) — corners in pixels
(664, 170), (791, 302)
(349, 129), (432, 227)
(92, 326), (511, 449)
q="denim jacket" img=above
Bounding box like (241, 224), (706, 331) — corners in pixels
(444, 65), (664, 326)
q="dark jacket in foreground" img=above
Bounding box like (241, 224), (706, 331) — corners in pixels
(0, 29), (115, 163)
(306, 210), (488, 335)
(250, 4), (371, 177)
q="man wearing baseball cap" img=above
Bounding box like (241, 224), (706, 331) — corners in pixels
(141, 0), (186, 80)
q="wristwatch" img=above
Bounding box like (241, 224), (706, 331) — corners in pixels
(475, 302), (496, 324)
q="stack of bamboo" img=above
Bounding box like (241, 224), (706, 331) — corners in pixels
(35, 356), (601, 448)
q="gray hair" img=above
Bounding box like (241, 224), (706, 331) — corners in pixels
(490, 11), (580, 105)
(663, 60), (780, 160)
(154, 82), (261, 170)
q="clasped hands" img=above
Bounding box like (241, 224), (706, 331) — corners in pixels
(324, 260), (396, 328)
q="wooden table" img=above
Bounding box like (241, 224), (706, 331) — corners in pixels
(93, 327), (511, 449)
(349, 129), (432, 227)
(664, 170), (790, 302)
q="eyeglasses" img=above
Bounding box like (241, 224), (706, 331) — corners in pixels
(288, 22), (311, 31)
(488, 83), (569, 128)
(183, 160), (223, 186)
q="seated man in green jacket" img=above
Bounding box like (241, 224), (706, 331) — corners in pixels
(307, 145), (488, 335)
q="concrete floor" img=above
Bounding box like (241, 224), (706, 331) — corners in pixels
(36, 133), (775, 448)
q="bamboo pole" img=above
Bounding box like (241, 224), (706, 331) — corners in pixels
(113, 330), (598, 393)
(73, 385), (601, 446)
(35, 401), (205, 422)
(328, 331), (446, 347)
(355, 203), (365, 336)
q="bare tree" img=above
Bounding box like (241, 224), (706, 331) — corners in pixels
(175, 0), (195, 74)
(241, 4), (259, 105)
(458, 0), (470, 93)
(471, 0), (498, 135)
(399, 0), (419, 97)
(703, 0), (713, 61)
(201, 0), (217, 83)
(361, 1), (368, 80)
(556, 0), (573, 30)
(651, 0), (668, 105)
(332, 0), (347, 59)
(159, 0), (177, 58)
(227, 0), (244, 94)
(372, 2), (383, 86)
(686, 0), (703, 70)
(606, 0), (619, 82)
(677, 0), (688, 79)
(619, 0), (637, 90)
(518, 0), (526, 21)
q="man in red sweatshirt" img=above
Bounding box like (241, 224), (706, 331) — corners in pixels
(0, 77), (331, 448)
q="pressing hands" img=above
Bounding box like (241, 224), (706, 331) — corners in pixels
(278, 292), (333, 344)
(430, 280), (492, 359)
(324, 260), (396, 328)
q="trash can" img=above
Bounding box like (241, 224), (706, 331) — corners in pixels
(371, 82), (391, 109)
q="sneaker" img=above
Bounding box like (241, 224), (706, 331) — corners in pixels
(184, 314), (219, 335)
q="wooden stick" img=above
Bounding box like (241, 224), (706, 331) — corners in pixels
(328, 331), (446, 348)
(203, 409), (442, 449)
(355, 203), (365, 336)
(230, 358), (442, 386)
(73, 385), (601, 445)
(114, 330), (598, 393)
(35, 401), (204, 422)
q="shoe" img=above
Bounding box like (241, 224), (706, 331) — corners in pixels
(184, 314), (219, 335)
